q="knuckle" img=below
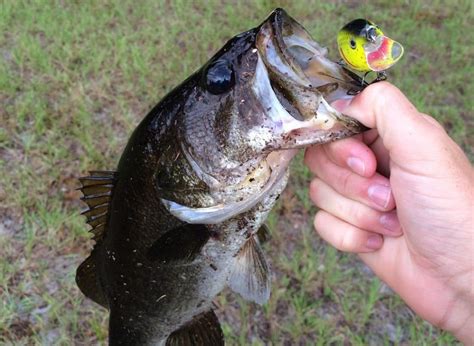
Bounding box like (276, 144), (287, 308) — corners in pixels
(338, 228), (357, 252)
(313, 211), (326, 234)
(348, 203), (364, 225)
(351, 204), (376, 230)
(337, 169), (353, 195)
(363, 81), (399, 113)
(325, 141), (348, 165)
(364, 81), (396, 99)
(303, 147), (314, 168)
(309, 178), (322, 204)
(304, 145), (324, 173)
(421, 113), (446, 132)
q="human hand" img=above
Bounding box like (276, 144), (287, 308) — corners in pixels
(304, 82), (473, 343)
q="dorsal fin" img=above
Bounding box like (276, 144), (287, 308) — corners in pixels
(76, 171), (116, 309)
(79, 170), (117, 243)
(166, 310), (224, 345)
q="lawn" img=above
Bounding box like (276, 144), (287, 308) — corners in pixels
(0, 0), (471, 344)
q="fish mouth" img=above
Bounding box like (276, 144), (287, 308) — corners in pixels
(254, 8), (367, 147)
(364, 35), (404, 72)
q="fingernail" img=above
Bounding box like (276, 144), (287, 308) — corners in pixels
(380, 212), (401, 234)
(368, 184), (392, 209)
(347, 157), (365, 176)
(331, 97), (353, 113)
(366, 235), (383, 250)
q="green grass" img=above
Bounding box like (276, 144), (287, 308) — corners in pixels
(0, 0), (471, 344)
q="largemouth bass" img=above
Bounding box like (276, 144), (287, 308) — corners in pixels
(76, 8), (367, 345)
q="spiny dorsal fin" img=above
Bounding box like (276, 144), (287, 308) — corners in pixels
(166, 310), (224, 346)
(79, 170), (117, 243)
(76, 249), (108, 308)
(228, 235), (270, 305)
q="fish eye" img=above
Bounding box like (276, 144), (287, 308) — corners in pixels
(349, 38), (356, 49)
(203, 59), (235, 95)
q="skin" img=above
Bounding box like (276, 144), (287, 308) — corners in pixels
(304, 82), (473, 344)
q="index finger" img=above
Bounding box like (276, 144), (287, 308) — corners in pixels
(332, 82), (440, 163)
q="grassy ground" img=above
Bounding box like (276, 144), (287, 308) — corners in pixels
(0, 0), (471, 344)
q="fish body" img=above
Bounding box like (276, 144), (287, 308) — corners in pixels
(77, 9), (367, 345)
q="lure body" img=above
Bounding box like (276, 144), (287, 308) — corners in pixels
(337, 19), (403, 75)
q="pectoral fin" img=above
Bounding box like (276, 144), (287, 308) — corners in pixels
(256, 224), (271, 244)
(166, 310), (224, 346)
(228, 235), (270, 305)
(76, 250), (108, 308)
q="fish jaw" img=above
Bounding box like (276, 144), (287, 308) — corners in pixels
(252, 53), (365, 149)
(253, 9), (367, 150)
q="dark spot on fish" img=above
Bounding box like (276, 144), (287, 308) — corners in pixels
(209, 263), (217, 271)
(196, 299), (206, 308)
(209, 230), (220, 240)
(249, 178), (255, 182)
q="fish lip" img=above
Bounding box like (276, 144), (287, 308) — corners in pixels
(254, 8), (366, 136)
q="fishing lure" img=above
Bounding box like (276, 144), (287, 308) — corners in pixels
(337, 19), (403, 91)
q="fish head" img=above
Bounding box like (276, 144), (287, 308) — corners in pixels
(165, 9), (370, 222)
(250, 8), (368, 150)
(185, 8), (367, 164)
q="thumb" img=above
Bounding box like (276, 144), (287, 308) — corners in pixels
(333, 82), (446, 166)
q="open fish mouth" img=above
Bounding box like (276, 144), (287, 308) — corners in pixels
(254, 9), (367, 147)
(161, 10), (368, 225)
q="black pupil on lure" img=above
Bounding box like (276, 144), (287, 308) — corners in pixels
(366, 27), (377, 42)
(350, 38), (356, 49)
(204, 59), (235, 94)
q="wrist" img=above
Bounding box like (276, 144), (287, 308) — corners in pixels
(440, 284), (474, 344)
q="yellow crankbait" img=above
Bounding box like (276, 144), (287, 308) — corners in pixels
(337, 19), (403, 83)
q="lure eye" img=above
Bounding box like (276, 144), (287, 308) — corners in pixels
(203, 59), (235, 95)
(349, 38), (356, 49)
(366, 27), (377, 42)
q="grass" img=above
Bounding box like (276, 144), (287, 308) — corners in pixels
(0, 0), (471, 344)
